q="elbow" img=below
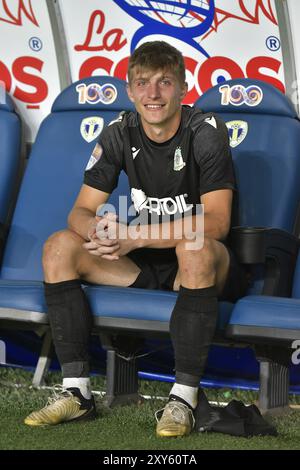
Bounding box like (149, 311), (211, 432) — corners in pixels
(217, 221), (230, 241)
(214, 215), (231, 241)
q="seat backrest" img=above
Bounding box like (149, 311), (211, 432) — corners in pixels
(0, 76), (134, 281)
(195, 78), (300, 233)
(0, 88), (22, 232)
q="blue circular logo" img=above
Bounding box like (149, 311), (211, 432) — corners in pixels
(114, 0), (215, 58)
(266, 35), (280, 51)
(29, 37), (43, 52)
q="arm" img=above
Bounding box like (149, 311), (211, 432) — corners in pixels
(68, 184), (110, 241)
(98, 188), (232, 260)
(138, 189), (232, 249)
(200, 189), (232, 241)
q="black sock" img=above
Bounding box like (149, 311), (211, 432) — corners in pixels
(170, 285), (218, 386)
(44, 279), (93, 373)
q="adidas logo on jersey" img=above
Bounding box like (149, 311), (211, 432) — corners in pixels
(131, 188), (193, 216)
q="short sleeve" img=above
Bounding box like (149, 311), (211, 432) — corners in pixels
(84, 123), (123, 194)
(194, 115), (236, 196)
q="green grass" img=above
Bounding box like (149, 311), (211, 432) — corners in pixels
(0, 366), (300, 450)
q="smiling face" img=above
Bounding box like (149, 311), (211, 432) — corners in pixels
(127, 67), (188, 142)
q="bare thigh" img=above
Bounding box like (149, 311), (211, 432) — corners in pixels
(172, 240), (230, 292)
(43, 229), (141, 287)
(78, 249), (141, 287)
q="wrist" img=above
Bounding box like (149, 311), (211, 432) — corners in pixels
(128, 225), (147, 249)
(87, 216), (101, 241)
(136, 236), (146, 249)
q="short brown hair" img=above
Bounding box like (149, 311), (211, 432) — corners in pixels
(128, 41), (186, 84)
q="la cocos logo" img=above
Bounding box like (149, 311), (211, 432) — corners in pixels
(74, 3), (284, 102)
(77, 53), (284, 105)
(0, 52), (283, 108)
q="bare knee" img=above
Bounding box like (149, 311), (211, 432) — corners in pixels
(42, 230), (84, 279)
(176, 238), (217, 268)
(175, 238), (218, 287)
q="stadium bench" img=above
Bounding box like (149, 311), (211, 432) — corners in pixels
(0, 76), (134, 384)
(0, 77), (299, 415)
(89, 78), (300, 412)
(226, 251), (300, 413)
(194, 79), (300, 413)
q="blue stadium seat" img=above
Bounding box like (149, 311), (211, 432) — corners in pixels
(0, 76), (134, 385)
(197, 78), (300, 413)
(197, 79), (300, 233)
(91, 78), (300, 410)
(228, 255), (300, 344)
(0, 87), (23, 259)
(226, 251), (300, 413)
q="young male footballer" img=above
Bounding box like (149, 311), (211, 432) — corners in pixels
(25, 41), (247, 437)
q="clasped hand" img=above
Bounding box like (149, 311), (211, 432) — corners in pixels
(83, 213), (137, 260)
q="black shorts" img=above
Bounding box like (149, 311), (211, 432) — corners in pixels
(128, 246), (248, 302)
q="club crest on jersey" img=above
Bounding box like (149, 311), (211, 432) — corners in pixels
(173, 147), (186, 171)
(80, 117), (104, 143)
(226, 120), (248, 148)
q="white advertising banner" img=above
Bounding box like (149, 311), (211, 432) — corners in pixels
(0, 0), (61, 141)
(58, 0), (285, 104)
(0, 0), (286, 142)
